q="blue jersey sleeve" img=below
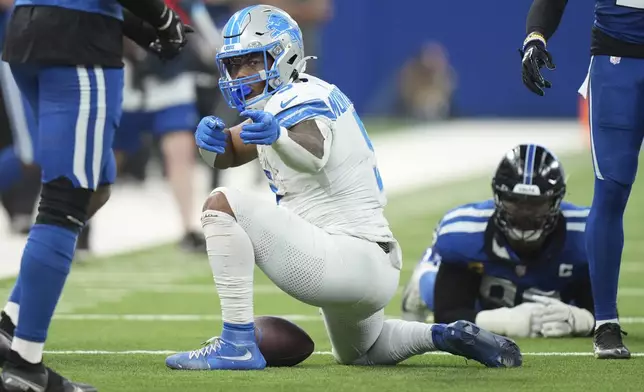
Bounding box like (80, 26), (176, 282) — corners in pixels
(559, 202), (592, 288)
(425, 200), (494, 269)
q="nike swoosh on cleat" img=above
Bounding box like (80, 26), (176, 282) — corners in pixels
(280, 96), (298, 108)
(219, 349), (253, 361)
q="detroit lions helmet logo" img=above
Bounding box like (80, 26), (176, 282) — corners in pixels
(267, 13), (302, 49)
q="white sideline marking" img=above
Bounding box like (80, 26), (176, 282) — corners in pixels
(41, 350), (644, 357)
(52, 314), (644, 325)
(53, 314), (319, 322)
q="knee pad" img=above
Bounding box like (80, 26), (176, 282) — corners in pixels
(35, 177), (93, 231)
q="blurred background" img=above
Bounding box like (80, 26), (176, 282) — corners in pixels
(0, 0), (594, 270)
(323, 0), (593, 119)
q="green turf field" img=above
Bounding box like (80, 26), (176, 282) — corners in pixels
(2, 151), (644, 391)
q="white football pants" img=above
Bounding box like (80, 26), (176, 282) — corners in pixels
(214, 186), (402, 364)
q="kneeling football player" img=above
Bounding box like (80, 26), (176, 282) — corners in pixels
(164, 5), (523, 370)
(402, 144), (595, 338)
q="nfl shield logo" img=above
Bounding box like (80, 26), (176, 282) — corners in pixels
(610, 56), (621, 65)
(515, 265), (527, 277)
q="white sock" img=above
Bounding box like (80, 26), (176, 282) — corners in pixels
(202, 210), (255, 325)
(3, 302), (19, 325)
(12, 337), (43, 364)
(596, 318), (619, 328)
(355, 320), (437, 365)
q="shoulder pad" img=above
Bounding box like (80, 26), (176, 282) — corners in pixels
(439, 200), (495, 226)
(432, 201), (493, 265)
(265, 82), (335, 128)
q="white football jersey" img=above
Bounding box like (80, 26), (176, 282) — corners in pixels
(260, 73), (394, 243)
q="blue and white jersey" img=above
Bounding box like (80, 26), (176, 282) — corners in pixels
(260, 73), (393, 243)
(421, 199), (590, 308)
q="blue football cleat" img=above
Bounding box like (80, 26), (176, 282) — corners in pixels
(166, 324), (266, 370)
(435, 320), (523, 368)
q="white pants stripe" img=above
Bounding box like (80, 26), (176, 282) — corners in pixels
(72, 66), (107, 190)
(73, 66), (91, 189)
(91, 67), (107, 190)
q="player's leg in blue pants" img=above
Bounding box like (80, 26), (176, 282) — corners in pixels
(586, 55), (644, 359)
(0, 63), (122, 389)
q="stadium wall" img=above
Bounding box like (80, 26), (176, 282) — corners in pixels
(0, 120), (588, 279)
(319, 0), (594, 118)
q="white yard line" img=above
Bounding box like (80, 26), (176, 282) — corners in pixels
(51, 313), (644, 325)
(41, 350), (644, 357)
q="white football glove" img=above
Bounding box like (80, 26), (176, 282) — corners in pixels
(530, 295), (594, 338)
(475, 302), (546, 338)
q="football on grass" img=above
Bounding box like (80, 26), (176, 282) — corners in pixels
(254, 316), (315, 367)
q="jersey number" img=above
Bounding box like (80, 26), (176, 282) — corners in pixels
(616, 0), (644, 9)
(352, 110), (384, 192)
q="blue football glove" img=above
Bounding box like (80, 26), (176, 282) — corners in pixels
(240, 110), (281, 145)
(195, 116), (227, 154)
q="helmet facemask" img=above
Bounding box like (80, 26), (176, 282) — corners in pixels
(216, 44), (284, 112)
(493, 191), (562, 248)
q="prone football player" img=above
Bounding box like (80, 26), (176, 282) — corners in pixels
(164, 4), (523, 371)
(402, 144), (595, 339)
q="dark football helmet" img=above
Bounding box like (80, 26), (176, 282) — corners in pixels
(492, 144), (566, 244)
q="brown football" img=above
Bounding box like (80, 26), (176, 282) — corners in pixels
(254, 316), (315, 367)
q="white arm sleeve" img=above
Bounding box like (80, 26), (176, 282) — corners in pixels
(271, 118), (332, 174)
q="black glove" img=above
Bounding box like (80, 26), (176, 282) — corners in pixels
(149, 7), (194, 61)
(520, 37), (555, 96)
(122, 11), (159, 57)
